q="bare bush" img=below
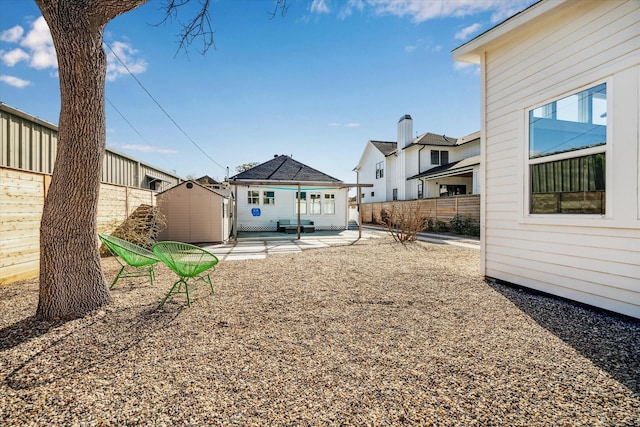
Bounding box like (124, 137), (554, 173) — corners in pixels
(377, 203), (430, 243)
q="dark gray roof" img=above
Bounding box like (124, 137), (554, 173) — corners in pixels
(371, 140), (397, 156)
(406, 155), (480, 180)
(230, 155), (341, 183)
(196, 175), (220, 185)
(410, 132), (458, 147)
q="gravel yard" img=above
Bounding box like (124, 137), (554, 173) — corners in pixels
(1, 236), (638, 426)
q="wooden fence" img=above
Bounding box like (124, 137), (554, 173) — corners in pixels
(0, 167), (155, 284)
(359, 194), (480, 225)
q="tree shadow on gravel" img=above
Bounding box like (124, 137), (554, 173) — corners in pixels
(488, 280), (640, 396)
(3, 304), (183, 391)
(0, 316), (67, 351)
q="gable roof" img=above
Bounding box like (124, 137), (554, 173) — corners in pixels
(196, 175), (220, 185)
(230, 155), (342, 183)
(411, 132), (458, 147)
(406, 155), (480, 180)
(155, 180), (231, 198)
(371, 140), (397, 156)
(453, 0), (559, 64)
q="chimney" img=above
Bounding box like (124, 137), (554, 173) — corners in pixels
(398, 114), (413, 148)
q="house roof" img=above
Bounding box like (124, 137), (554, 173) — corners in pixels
(453, 0), (561, 63)
(370, 140), (397, 156)
(230, 155), (342, 183)
(406, 155), (480, 180)
(410, 132), (458, 147)
(155, 180), (231, 198)
(197, 175), (220, 185)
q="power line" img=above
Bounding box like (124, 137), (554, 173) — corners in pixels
(104, 41), (226, 172)
(105, 96), (173, 167)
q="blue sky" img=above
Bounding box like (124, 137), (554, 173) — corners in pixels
(0, 0), (535, 182)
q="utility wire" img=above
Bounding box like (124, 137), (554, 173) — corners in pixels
(104, 41), (226, 172)
(105, 96), (173, 167)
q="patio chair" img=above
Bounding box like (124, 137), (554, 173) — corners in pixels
(152, 241), (219, 308)
(98, 233), (161, 289)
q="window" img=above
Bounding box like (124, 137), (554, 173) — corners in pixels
(247, 190), (260, 205)
(361, 193), (365, 199)
(392, 188), (398, 201)
(375, 161), (384, 179)
(370, 191), (375, 197)
(528, 83), (607, 214)
(324, 193), (335, 215)
(263, 190), (275, 205)
(295, 191), (307, 214)
(431, 150), (449, 165)
(309, 192), (322, 214)
(417, 183), (423, 199)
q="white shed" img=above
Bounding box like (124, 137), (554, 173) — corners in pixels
(156, 181), (232, 244)
(453, 0), (640, 318)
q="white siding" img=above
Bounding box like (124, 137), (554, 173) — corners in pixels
(358, 143), (388, 203)
(234, 185), (349, 231)
(481, 0), (640, 317)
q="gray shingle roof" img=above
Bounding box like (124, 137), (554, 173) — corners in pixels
(411, 132), (458, 147)
(371, 140), (397, 156)
(230, 155), (342, 182)
(406, 155), (480, 180)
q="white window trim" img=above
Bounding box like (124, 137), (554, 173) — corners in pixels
(520, 78), (613, 227)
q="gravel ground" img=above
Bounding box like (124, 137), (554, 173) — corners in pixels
(1, 236), (638, 426)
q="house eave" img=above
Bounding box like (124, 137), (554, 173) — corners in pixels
(452, 0), (567, 63)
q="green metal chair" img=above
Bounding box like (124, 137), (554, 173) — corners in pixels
(152, 241), (219, 308)
(98, 233), (161, 289)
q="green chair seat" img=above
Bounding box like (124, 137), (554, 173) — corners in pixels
(152, 241), (219, 307)
(98, 233), (161, 289)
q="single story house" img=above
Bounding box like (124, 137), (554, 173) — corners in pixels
(453, 0), (639, 318)
(155, 180), (232, 243)
(229, 155), (361, 236)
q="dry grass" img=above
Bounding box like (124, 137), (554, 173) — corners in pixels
(1, 237), (638, 426)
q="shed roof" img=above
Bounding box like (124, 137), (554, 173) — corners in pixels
(155, 180), (231, 198)
(230, 155), (342, 183)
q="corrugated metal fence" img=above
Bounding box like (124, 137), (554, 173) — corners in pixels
(1, 103), (180, 192)
(0, 167), (155, 284)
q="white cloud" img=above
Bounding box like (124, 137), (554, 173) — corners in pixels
(329, 122), (360, 128)
(0, 16), (146, 81)
(0, 75), (31, 88)
(338, 0), (365, 19)
(453, 61), (479, 74)
(1, 48), (30, 66)
(311, 0), (331, 14)
(404, 38), (441, 53)
(455, 23), (482, 40)
(0, 25), (24, 43)
(105, 40), (148, 82)
(120, 143), (177, 154)
(20, 16), (57, 70)
(357, 0), (535, 24)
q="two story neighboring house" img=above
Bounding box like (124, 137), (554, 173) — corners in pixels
(354, 115), (480, 202)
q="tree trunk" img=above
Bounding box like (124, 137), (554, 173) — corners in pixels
(35, 0), (146, 320)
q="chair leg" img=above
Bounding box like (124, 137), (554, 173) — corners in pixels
(149, 266), (155, 287)
(110, 266), (126, 289)
(159, 278), (186, 308)
(204, 274), (215, 295)
(184, 280), (191, 308)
